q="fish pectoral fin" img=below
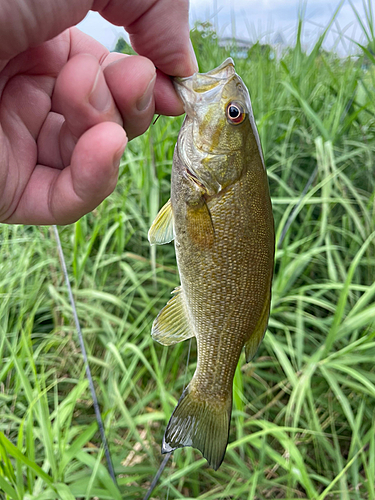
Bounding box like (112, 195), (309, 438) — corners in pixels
(151, 287), (194, 346)
(148, 199), (174, 245)
(186, 200), (215, 248)
(244, 290), (271, 362)
(162, 385), (232, 470)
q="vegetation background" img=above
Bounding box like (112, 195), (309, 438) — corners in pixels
(1, 2), (375, 499)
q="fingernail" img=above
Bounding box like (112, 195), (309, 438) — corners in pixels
(137, 73), (156, 111)
(189, 39), (199, 73)
(89, 68), (112, 112)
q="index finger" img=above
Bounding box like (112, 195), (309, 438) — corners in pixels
(95, 0), (197, 77)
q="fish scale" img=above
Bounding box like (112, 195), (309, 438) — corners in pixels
(148, 58), (274, 469)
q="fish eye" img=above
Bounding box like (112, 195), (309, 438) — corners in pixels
(226, 102), (246, 125)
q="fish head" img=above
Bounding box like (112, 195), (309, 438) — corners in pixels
(174, 58), (263, 195)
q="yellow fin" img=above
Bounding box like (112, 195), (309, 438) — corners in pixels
(148, 199), (174, 245)
(151, 287), (194, 346)
(244, 290), (271, 362)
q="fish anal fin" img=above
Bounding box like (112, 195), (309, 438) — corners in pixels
(244, 290), (271, 362)
(151, 287), (194, 346)
(186, 201), (214, 248)
(162, 385), (232, 470)
(148, 199), (174, 245)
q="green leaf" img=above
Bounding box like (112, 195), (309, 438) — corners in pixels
(0, 432), (55, 489)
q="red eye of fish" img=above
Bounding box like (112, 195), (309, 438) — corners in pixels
(226, 102), (245, 124)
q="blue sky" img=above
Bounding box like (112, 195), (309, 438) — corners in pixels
(77, 0), (367, 55)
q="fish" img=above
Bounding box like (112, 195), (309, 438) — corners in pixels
(148, 58), (275, 470)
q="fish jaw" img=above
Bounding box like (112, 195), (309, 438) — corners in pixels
(173, 58), (247, 156)
(173, 59), (265, 198)
(174, 58), (236, 116)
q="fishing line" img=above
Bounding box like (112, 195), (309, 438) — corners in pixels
(53, 225), (118, 488)
(143, 452), (172, 500)
(143, 337), (193, 500)
(153, 114), (161, 125)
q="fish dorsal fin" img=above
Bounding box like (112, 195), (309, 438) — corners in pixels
(151, 287), (194, 346)
(148, 199), (174, 245)
(244, 290), (271, 362)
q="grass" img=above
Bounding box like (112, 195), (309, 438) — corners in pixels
(1, 2), (375, 498)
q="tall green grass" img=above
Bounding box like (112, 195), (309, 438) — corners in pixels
(1, 3), (375, 499)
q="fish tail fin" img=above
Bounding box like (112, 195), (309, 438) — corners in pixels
(162, 386), (232, 470)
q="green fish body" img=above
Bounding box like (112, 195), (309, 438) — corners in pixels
(148, 59), (274, 470)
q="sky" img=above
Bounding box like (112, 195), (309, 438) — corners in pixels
(76, 0), (367, 56)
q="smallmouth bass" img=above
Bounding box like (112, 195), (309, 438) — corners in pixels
(148, 58), (275, 470)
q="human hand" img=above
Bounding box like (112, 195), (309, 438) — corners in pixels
(0, 0), (197, 224)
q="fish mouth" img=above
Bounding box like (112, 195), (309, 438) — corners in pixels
(175, 58), (235, 87)
(174, 58), (236, 110)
